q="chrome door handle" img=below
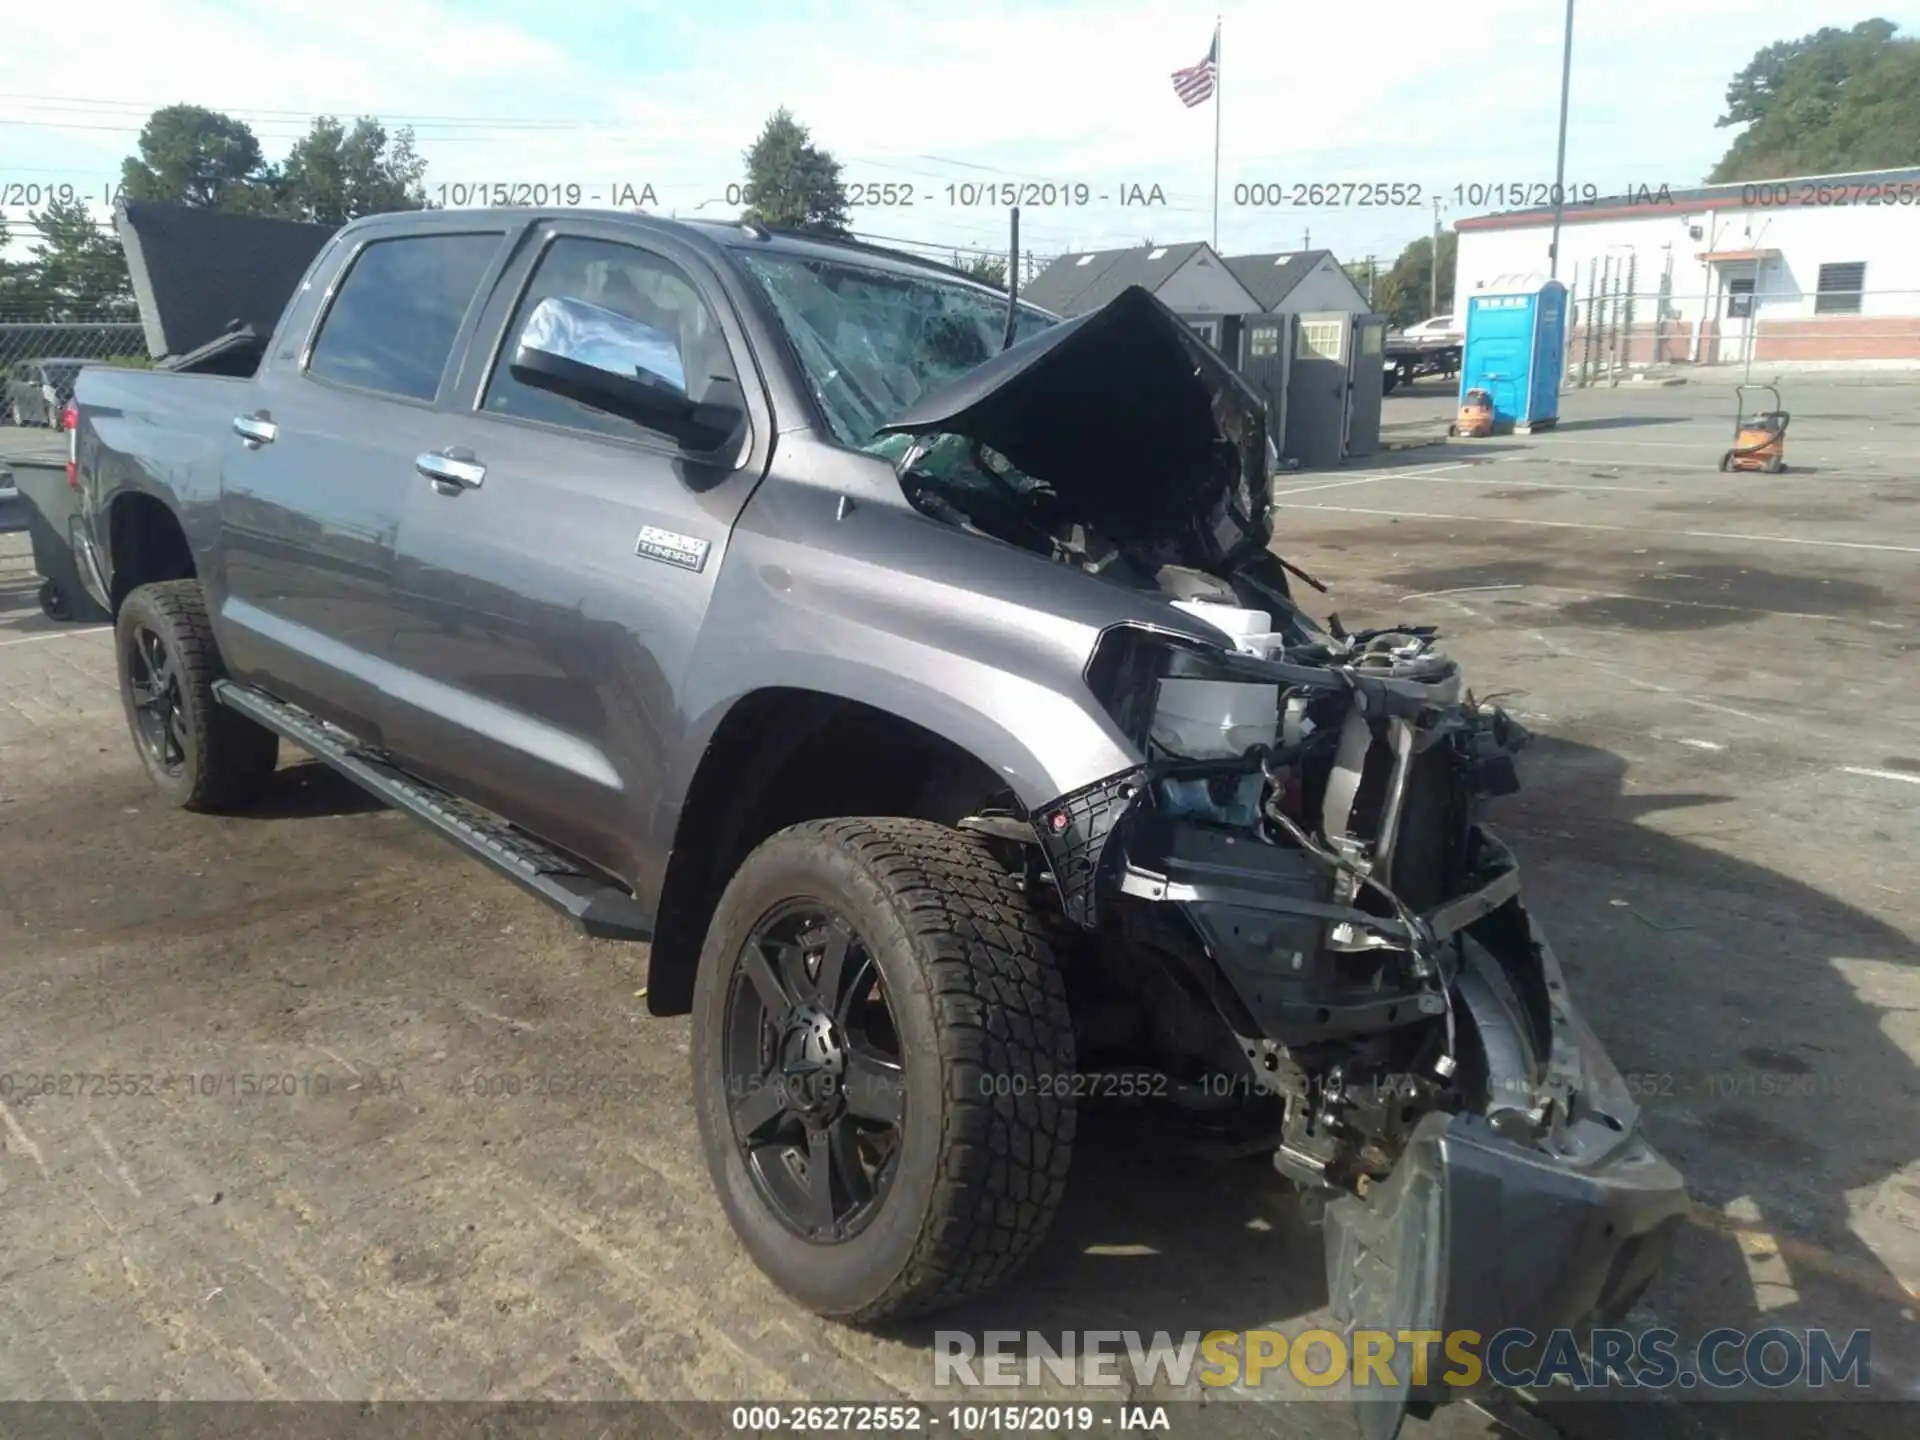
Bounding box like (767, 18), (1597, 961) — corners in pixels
(416, 449), (486, 495)
(232, 413), (277, 447)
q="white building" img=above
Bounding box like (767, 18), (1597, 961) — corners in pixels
(1453, 165), (1920, 367)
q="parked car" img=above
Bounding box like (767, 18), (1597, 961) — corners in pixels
(5, 357), (87, 426)
(72, 207), (1684, 1436)
(1401, 312), (1462, 346)
(1383, 314), (1464, 392)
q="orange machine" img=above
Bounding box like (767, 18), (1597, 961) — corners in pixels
(1719, 384), (1790, 473)
(1449, 387), (1494, 438)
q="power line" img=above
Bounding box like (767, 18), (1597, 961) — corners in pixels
(0, 97), (1221, 205)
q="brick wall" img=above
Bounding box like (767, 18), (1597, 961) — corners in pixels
(1754, 317), (1920, 361)
(1562, 316), (1920, 367)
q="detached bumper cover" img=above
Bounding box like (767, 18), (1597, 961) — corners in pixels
(1326, 1111), (1687, 1400)
(1325, 904), (1690, 1406)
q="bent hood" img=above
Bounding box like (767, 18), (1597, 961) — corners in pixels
(876, 285), (1273, 570)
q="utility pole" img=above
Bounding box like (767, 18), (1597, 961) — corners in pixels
(1302, 228), (1310, 250)
(1431, 194), (1442, 316)
(1548, 0), (1576, 279)
(1366, 255), (1376, 305)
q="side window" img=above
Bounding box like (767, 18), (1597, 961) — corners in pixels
(308, 233), (502, 402)
(483, 236), (739, 444)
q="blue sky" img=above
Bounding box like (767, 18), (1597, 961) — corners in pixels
(4, 0), (1916, 268)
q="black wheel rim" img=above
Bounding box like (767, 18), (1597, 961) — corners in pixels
(126, 622), (189, 777)
(722, 901), (906, 1243)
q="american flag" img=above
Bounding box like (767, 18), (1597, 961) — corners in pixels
(1171, 30), (1218, 108)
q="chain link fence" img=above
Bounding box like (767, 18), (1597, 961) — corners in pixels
(0, 314), (147, 427)
(0, 313), (150, 407)
(1560, 278), (1920, 387)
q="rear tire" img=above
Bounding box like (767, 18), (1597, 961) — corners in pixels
(691, 817), (1076, 1322)
(115, 580), (279, 812)
(1719, 451), (1734, 472)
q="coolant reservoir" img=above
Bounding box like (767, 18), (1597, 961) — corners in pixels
(1151, 601), (1280, 760)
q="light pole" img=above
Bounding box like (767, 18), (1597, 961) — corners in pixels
(1547, 0), (1576, 280)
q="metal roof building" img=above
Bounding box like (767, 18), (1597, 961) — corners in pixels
(1020, 242), (1259, 354)
(1222, 249), (1370, 314)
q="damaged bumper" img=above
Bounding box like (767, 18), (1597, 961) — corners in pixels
(1325, 1103), (1688, 1405)
(1029, 773), (1689, 1407)
(1324, 901), (1690, 1407)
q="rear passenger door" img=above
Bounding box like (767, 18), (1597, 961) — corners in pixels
(216, 227), (507, 739)
(382, 221), (773, 888)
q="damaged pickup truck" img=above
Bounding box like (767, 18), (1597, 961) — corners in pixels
(74, 205), (1685, 1433)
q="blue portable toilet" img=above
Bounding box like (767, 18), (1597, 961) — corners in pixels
(1460, 280), (1567, 433)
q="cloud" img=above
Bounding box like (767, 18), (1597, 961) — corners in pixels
(5, 0), (1919, 264)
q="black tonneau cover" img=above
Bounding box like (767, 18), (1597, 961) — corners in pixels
(114, 201), (340, 371)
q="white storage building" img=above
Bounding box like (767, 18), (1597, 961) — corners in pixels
(1452, 166), (1920, 367)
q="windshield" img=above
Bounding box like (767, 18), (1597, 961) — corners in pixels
(44, 364), (83, 388)
(736, 251), (1056, 446)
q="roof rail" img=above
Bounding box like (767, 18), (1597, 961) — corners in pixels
(760, 226), (998, 287)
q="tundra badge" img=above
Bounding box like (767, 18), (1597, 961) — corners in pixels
(635, 526), (710, 572)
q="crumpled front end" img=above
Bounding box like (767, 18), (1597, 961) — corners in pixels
(1026, 613), (1687, 1427)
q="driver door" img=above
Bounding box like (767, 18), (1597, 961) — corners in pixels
(382, 222), (774, 888)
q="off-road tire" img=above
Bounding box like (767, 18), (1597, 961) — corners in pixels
(691, 817), (1076, 1323)
(115, 580), (279, 811)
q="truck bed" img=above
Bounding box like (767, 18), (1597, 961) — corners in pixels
(78, 366), (254, 547)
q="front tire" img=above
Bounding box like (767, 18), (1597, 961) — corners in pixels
(115, 580), (279, 811)
(692, 817), (1076, 1322)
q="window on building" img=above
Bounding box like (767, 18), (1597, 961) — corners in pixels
(1815, 262), (1866, 316)
(1298, 319), (1344, 361)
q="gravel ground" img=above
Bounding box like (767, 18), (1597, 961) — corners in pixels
(0, 375), (1914, 1438)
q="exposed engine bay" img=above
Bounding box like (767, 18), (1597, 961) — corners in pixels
(878, 284), (1689, 1429)
(1047, 605), (1541, 1172)
(1014, 595), (1686, 1432)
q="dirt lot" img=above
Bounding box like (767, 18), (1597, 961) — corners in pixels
(1, 376), (1916, 1437)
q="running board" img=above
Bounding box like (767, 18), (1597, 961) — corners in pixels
(213, 681), (651, 942)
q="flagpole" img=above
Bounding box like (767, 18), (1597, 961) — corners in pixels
(1211, 17), (1222, 249)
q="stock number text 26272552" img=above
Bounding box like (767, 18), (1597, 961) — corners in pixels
(1233, 182), (1424, 208)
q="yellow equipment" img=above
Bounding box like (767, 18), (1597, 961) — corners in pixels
(1449, 387), (1495, 438)
(1720, 384), (1789, 473)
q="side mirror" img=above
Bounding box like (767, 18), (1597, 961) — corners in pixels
(508, 295), (741, 451)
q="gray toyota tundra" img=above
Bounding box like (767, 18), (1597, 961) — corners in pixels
(72, 204), (1685, 1433)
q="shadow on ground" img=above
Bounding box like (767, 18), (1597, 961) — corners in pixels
(1550, 416), (1692, 433)
(233, 756), (389, 820)
(884, 736), (1916, 1438)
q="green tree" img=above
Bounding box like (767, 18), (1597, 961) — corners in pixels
(1709, 20), (1920, 181)
(0, 209), (37, 313)
(1373, 229), (1456, 327)
(957, 253), (1008, 290)
(740, 108), (851, 236)
(276, 116), (430, 224)
(20, 197), (134, 318)
(120, 104), (276, 210)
